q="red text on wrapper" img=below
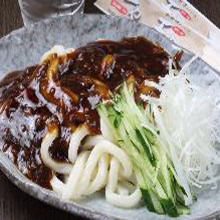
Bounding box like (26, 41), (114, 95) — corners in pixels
(111, 0), (127, 15)
(180, 9), (191, 20)
(172, 26), (185, 36)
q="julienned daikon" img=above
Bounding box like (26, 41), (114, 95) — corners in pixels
(141, 58), (220, 189)
(98, 57), (220, 217)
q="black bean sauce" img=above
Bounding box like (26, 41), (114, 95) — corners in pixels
(0, 37), (169, 189)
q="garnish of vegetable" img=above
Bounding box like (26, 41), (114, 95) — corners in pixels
(97, 80), (191, 217)
(141, 57), (220, 190)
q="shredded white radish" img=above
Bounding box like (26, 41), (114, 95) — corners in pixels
(141, 57), (220, 192)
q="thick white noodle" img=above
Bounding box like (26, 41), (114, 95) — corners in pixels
(68, 125), (90, 164)
(43, 127), (140, 208)
(50, 175), (65, 195)
(47, 136), (141, 208)
(62, 151), (90, 200)
(83, 135), (105, 150)
(118, 182), (136, 194)
(117, 183), (129, 195)
(40, 45), (75, 63)
(105, 183), (141, 209)
(78, 140), (133, 196)
(106, 158), (141, 208)
(40, 128), (73, 174)
(84, 154), (109, 195)
(107, 157), (119, 191)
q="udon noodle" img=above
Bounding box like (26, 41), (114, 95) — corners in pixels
(40, 46), (141, 208)
(41, 123), (141, 208)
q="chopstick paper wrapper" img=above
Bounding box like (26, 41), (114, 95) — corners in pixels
(95, 0), (220, 72)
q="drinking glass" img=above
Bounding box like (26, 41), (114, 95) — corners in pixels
(18, 0), (85, 26)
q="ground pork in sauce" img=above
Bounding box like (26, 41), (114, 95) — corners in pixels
(0, 37), (170, 188)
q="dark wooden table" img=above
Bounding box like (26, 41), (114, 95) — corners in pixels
(0, 0), (220, 220)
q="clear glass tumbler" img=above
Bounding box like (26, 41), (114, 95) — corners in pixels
(18, 0), (85, 26)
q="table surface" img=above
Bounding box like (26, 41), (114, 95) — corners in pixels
(0, 0), (220, 220)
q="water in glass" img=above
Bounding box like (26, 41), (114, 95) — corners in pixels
(18, 0), (85, 25)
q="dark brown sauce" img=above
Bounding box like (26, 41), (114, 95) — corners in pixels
(0, 37), (170, 188)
